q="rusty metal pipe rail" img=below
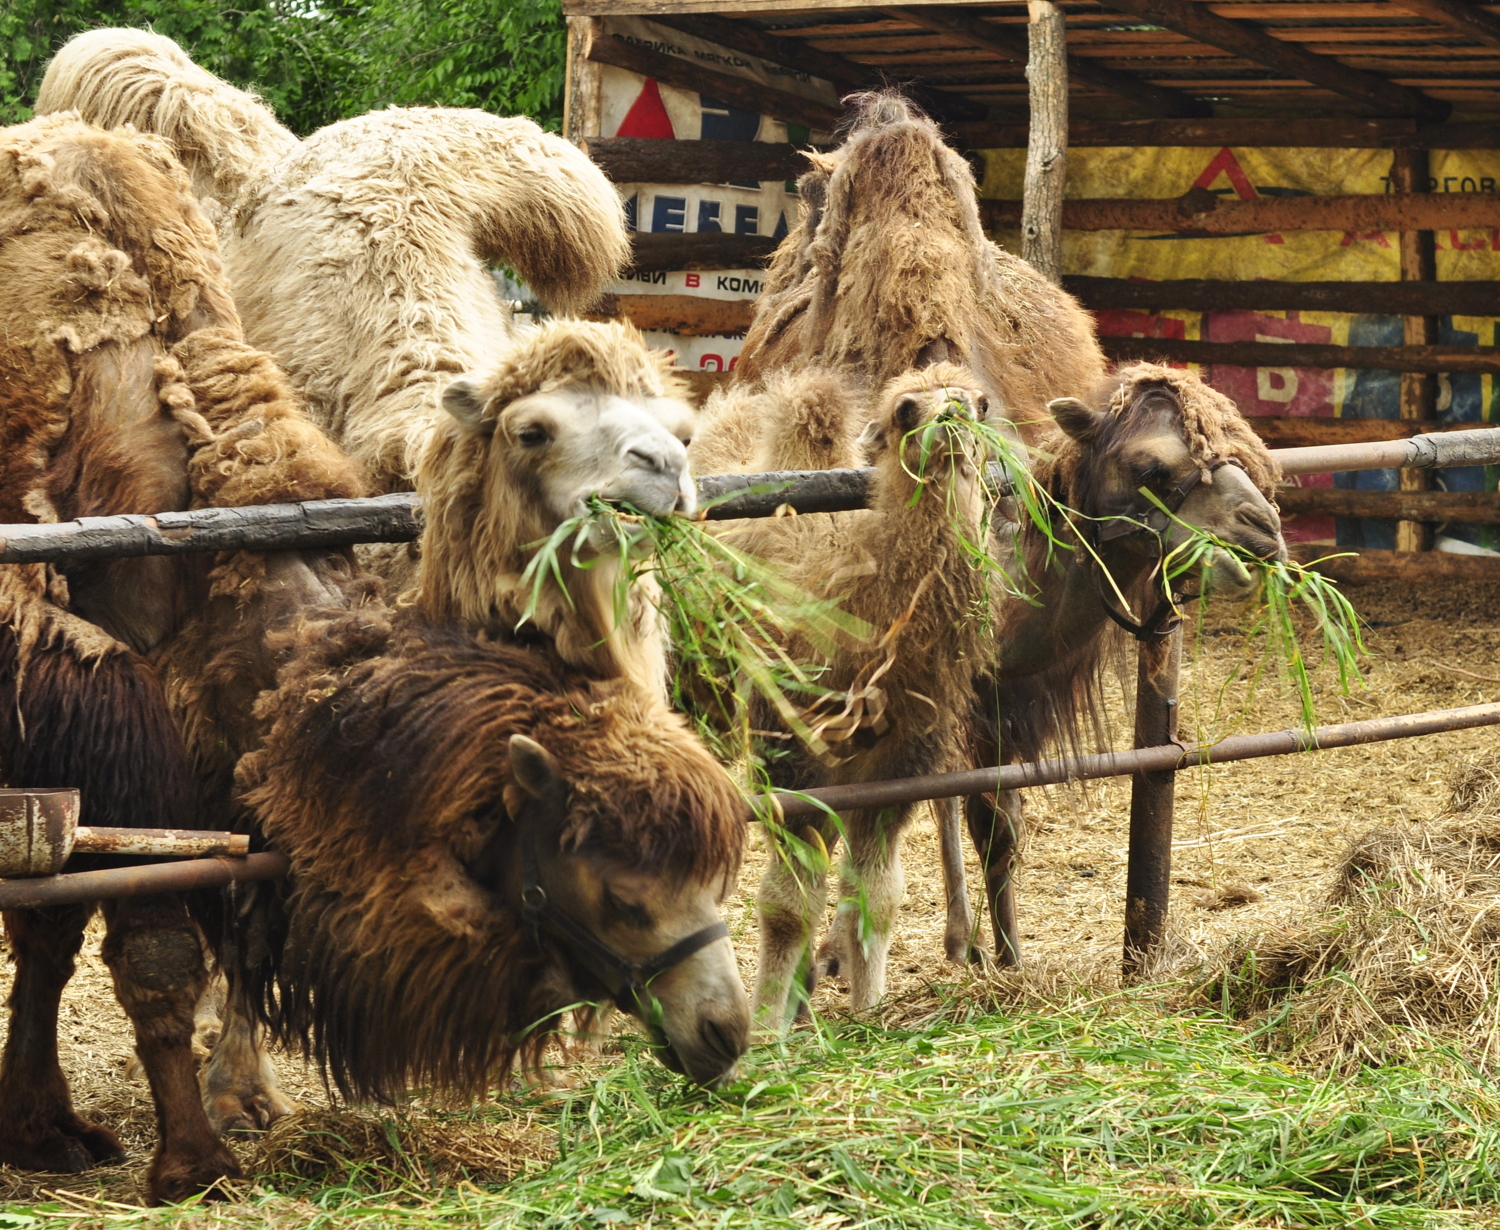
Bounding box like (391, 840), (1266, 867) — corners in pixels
(771, 701), (1500, 819)
(0, 851), (289, 911)
(7, 703), (1494, 910)
(3, 428), (1498, 566)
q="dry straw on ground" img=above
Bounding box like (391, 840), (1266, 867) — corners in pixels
(254, 1106), (555, 1186)
(1198, 756), (1500, 1070)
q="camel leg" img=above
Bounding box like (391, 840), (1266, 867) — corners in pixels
(752, 818), (836, 1034)
(0, 904), (127, 1172)
(828, 808), (908, 1012)
(935, 797), (979, 962)
(201, 974), (297, 1136)
(101, 896), (242, 1204)
(966, 789), (1026, 967)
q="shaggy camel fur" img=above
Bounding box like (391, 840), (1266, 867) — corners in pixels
(0, 114), (366, 1203)
(34, 28), (296, 215)
(731, 92), (1103, 436)
(237, 606), (750, 1098)
(694, 365), (995, 1023)
(415, 319), (695, 697)
(956, 364), (1286, 966)
(39, 32), (631, 493)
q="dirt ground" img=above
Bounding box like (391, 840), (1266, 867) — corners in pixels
(3, 576), (1497, 1207)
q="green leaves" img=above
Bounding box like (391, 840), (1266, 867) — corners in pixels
(1, 0), (566, 134)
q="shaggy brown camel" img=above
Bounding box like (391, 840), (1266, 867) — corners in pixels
(38, 29), (631, 497)
(952, 364), (1288, 966)
(732, 91), (1103, 436)
(236, 606), (750, 1098)
(694, 365), (995, 1025)
(0, 119), (693, 1203)
(0, 114), (367, 1202)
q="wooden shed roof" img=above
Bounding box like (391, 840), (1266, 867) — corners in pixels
(561, 1), (1500, 124)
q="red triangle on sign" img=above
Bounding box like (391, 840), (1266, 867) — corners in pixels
(616, 78), (675, 139)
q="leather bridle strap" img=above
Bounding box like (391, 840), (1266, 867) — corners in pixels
(520, 843), (729, 1007)
(1087, 462), (1228, 642)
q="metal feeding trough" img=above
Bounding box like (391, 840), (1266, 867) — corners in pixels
(0, 788), (248, 878)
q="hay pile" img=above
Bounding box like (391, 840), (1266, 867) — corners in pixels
(1199, 757), (1500, 1070)
(255, 1106), (555, 1187)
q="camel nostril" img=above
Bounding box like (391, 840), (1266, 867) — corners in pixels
(628, 446), (673, 475)
(700, 1015), (745, 1065)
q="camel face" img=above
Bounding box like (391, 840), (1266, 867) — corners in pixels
(444, 381), (695, 520)
(1053, 386), (1287, 600)
(507, 736), (748, 1086)
(860, 382), (991, 477)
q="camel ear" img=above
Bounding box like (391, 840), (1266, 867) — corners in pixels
(509, 735), (563, 802)
(442, 377), (492, 434)
(1048, 397), (1106, 443)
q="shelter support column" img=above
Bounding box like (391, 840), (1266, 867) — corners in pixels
(1392, 149), (1438, 552)
(1021, 0), (1068, 284)
(1122, 628), (1181, 978)
(565, 17), (604, 143)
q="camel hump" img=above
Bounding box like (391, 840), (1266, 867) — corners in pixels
(36, 27), (297, 214)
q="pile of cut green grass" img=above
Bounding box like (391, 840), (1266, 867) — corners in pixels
(19, 999), (1500, 1229)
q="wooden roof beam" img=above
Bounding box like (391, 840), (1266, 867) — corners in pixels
(886, 6), (1211, 117)
(1097, 0), (1452, 119)
(1390, 0), (1500, 52)
(648, 12), (992, 122)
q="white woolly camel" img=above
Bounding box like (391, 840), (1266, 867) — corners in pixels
(38, 28), (631, 495)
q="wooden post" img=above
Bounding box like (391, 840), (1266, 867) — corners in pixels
(564, 17), (604, 143)
(1021, 0), (1068, 284)
(1392, 149), (1437, 552)
(1122, 628), (1181, 978)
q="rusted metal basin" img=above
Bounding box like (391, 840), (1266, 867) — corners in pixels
(0, 788), (81, 877)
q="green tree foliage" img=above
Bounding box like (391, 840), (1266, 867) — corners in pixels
(0, 0), (565, 135)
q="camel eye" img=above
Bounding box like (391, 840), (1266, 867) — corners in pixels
(517, 425), (550, 447)
(895, 396), (922, 428)
(974, 395), (990, 420)
(601, 884), (652, 930)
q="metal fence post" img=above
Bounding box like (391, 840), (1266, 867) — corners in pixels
(1122, 626), (1182, 977)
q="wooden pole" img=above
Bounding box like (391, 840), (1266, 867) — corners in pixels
(1122, 628), (1181, 979)
(1021, 0), (1068, 285)
(564, 17), (603, 143)
(1392, 149), (1438, 553)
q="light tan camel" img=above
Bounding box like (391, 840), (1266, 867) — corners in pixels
(694, 364), (995, 1024)
(38, 29), (631, 497)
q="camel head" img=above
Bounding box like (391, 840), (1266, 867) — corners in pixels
(1048, 364), (1286, 601)
(859, 364), (993, 506)
(416, 321), (695, 689)
(504, 730), (749, 1086)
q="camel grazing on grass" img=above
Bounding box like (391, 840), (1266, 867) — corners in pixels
(39, 29), (631, 498)
(0, 113), (368, 1202)
(694, 365), (995, 1024)
(0, 118), (707, 1203)
(952, 364), (1288, 966)
(236, 607), (749, 1100)
(732, 91), (1103, 435)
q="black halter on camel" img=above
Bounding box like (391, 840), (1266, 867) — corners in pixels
(1085, 459), (1244, 643)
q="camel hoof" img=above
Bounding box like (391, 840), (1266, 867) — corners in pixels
(147, 1143), (243, 1205)
(0, 1116), (127, 1174)
(206, 1087), (297, 1137)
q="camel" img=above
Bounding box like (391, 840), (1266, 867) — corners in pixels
(0, 118), (700, 1202)
(952, 364), (1288, 966)
(729, 91), (1103, 438)
(38, 29), (631, 497)
(0, 113), (368, 1201)
(414, 319), (696, 697)
(693, 364), (996, 1025)
(235, 602), (749, 1101)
